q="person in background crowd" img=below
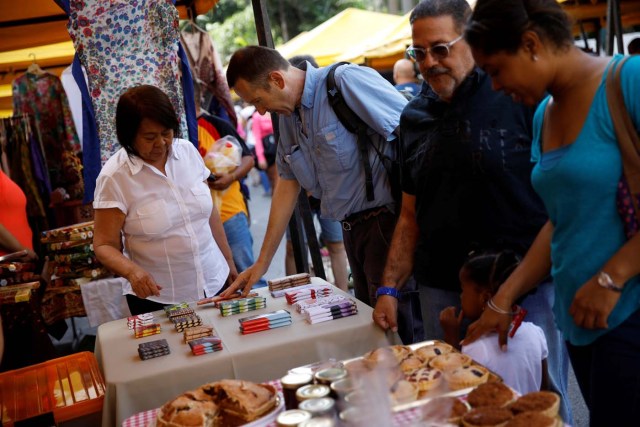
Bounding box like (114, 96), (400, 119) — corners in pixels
(463, 0), (640, 424)
(251, 110), (278, 193)
(440, 251), (549, 395)
(628, 37), (640, 55)
(0, 169), (38, 260)
(195, 82), (267, 288)
(371, 0), (572, 421)
(223, 45), (424, 344)
(93, 85), (237, 316)
(282, 54), (350, 292)
(393, 58), (421, 99)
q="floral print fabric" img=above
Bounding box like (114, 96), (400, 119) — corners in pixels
(67, 0), (189, 165)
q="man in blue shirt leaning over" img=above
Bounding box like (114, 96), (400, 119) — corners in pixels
(221, 45), (422, 344)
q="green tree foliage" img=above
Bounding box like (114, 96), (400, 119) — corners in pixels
(196, 0), (372, 64)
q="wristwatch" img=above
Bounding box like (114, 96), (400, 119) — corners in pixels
(376, 286), (399, 298)
(597, 271), (624, 293)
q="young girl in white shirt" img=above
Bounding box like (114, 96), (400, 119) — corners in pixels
(440, 251), (549, 395)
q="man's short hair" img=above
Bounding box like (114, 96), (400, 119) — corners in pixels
(410, 0), (471, 33)
(227, 46), (291, 89)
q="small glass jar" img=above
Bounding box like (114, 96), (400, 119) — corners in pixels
(281, 373), (314, 410)
(276, 409), (312, 427)
(298, 397), (336, 419)
(314, 367), (348, 386)
(299, 417), (336, 427)
(296, 384), (331, 403)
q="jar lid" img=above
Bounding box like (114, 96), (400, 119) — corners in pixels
(276, 409), (312, 427)
(281, 373), (314, 389)
(299, 417), (336, 427)
(314, 367), (347, 384)
(296, 384), (331, 401)
(298, 397), (335, 414)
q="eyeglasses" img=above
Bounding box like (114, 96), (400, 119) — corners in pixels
(406, 34), (464, 62)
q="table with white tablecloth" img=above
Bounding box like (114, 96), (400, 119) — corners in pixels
(95, 278), (393, 426)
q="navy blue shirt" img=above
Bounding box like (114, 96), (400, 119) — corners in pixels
(400, 69), (547, 291)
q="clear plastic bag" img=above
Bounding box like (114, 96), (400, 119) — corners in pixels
(203, 135), (242, 175)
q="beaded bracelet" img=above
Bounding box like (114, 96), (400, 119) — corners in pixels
(487, 298), (518, 316)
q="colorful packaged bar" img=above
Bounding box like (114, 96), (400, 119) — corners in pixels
(167, 307), (195, 319)
(294, 294), (353, 314)
(127, 313), (155, 330)
(285, 287), (333, 304)
(164, 302), (190, 316)
(171, 314), (203, 332)
(138, 339), (170, 360)
(197, 291), (259, 306)
(188, 337), (223, 355)
(134, 323), (161, 338)
(219, 297), (266, 316)
(240, 319), (293, 334)
(267, 273), (312, 292)
(183, 325), (215, 342)
(238, 310), (292, 334)
(41, 221), (95, 243)
(0, 262), (36, 274)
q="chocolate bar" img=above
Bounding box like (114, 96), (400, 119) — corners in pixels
(219, 297), (267, 316)
(267, 273), (312, 292)
(197, 291), (259, 306)
(134, 323), (161, 338)
(171, 314), (203, 332)
(167, 307), (195, 319)
(294, 295), (353, 314)
(183, 325), (215, 342)
(164, 302), (190, 316)
(284, 286), (333, 304)
(127, 313), (155, 330)
(138, 339), (170, 360)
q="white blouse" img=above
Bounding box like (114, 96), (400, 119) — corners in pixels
(94, 138), (229, 303)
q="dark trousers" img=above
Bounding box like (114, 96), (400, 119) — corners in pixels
(566, 309), (640, 427)
(342, 209), (424, 344)
(126, 294), (168, 316)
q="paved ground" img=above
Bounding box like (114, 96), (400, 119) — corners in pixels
(52, 181), (589, 425)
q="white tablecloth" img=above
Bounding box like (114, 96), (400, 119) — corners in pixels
(95, 278), (392, 426)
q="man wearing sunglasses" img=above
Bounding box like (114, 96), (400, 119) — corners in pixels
(372, 0), (573, 421)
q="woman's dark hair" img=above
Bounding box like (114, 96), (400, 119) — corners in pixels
(410, 0), (471, 33)
(462, 251), (521, 295)
(226, 46), (290, 90)
(466, 0), (574, 55)
(115, 85), (180, 157)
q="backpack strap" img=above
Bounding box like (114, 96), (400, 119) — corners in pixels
(326, 62), (375, 202)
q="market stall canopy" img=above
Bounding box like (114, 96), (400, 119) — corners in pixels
(276, 8), (404, 67)
(0, 0), (218, 116)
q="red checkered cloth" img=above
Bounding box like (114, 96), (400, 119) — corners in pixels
(121, 380), (424, 427)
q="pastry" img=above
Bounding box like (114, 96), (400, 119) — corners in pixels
(399, 354), (425, 373)
(505, 411), (560, 427)
(467, 381), (516, 408)
(363, 345), (411, 369)
(414, 342), (453, 363)
(390, 379), (418, 404)
(421, 396), (470, 425)
(445, 365), (489, 390)
(156, 391), (219, 427)
(405, 366), (443, 392)
(462, 407), (513, 427)
(210, 379), (277, 424)
(429, 352), (472, 371)
(509, 391), (560, 418)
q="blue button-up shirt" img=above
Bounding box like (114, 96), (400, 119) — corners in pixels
(276, 63), (407, 220)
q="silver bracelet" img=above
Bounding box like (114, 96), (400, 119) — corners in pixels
(487, 298), (517, 316)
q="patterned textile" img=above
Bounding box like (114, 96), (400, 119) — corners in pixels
(40, 284), (87, 325)
(181, 29), (237, 127)
(12, 73), (84, 199)
(67, 0), (189, 165)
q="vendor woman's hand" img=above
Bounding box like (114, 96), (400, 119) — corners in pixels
(127, 268), (163, 299)
(226, 262), (239, 288)
(220, 263), (264, 298)
(569, 275), (620, 329)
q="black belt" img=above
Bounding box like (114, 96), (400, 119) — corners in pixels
(341, 206), (389, 231)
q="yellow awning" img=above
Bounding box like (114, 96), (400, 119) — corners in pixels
(276, 8), (404, 67)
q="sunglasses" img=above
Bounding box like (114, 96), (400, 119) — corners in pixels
(406, 34), (464, 62)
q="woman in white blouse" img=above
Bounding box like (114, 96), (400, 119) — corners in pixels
(93, 85), (237, 315)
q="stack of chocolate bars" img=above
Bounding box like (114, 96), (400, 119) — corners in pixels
(127, 313), (155, 329)
(41, 221), (111, 288)
(293, 294), (352, 314)
(303, 298), (358, 324)
(172, 314), (203, 332)
(134, 323), (162, 338)
(284, 286), (333, 305)
(184, 325), (216, 343)
(268, 273), (311, 297)
(238, 310), (292, 334)
(188, 336), (223, 356)
(219, 296), (267, 317)
(0, 252), (40, 304)
(138, 339), (170, 360)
